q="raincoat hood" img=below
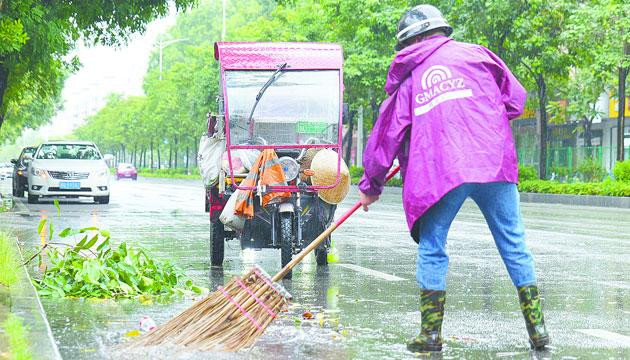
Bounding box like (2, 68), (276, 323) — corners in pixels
(385, 35), (452, 95)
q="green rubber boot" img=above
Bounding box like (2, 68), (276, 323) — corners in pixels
(518, 285), (550, 349)
(407, 289), (445, 353)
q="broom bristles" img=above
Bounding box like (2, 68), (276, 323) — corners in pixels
(128, 265), (291, 352)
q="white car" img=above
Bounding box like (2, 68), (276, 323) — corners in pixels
(27, 141), (111, 204)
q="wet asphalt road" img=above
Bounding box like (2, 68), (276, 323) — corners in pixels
(0, 176), (629, 359)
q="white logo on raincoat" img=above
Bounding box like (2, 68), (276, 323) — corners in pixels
(414, 65), (473, 116)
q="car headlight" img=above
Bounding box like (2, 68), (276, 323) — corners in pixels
(278, 157), (299, 182)
(31, 167), (48, 178)
(97, 169), (109, 177)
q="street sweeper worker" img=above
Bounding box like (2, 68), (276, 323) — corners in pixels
(358, 4), (550, 353)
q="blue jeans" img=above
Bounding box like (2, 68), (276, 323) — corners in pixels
(414, 182), (537, 290)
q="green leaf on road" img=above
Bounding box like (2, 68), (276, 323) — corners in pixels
(54, 199), (60, 216)
(37, 219), (47, 235)
(58, 228), (72, 238)
(82, 234), (99, 250)
(74, 235), (88, 250)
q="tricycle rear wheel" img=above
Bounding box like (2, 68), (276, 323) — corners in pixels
(210, 220), (225, 266)
(279, 213), (293, 279)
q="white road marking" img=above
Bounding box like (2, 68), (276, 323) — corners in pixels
(336, 263), (407, 281)
(575, 329), (630, 346)
(599, 281), (630, 290)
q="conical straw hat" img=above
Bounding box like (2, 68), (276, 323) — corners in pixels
(310, 149), (350, 204)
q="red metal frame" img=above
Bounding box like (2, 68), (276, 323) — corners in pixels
(214, 42), (344, 192)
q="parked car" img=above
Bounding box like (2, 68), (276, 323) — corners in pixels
(10, 146), (37, 197)
(0, 162), (13, 180)
(115, 163), (137, 180)
(27, 141), (110, 204)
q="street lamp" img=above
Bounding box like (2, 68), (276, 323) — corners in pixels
(157, 38), (189, 80)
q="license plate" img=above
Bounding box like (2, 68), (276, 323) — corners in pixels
(59, 181), (81, 189)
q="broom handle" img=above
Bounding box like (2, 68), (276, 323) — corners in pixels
(272, 165), (401, 282)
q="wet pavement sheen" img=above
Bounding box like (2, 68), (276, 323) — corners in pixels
(0, 176), (628, 359)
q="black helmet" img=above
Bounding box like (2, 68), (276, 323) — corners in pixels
(395, 4), (453, 51)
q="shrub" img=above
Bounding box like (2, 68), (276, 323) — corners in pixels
(349, 166), (364, 179)
(549, 166), (571, 178)
(349, 166), (364, 185)
(348, 166), (403, 187)
(575, 158), (606, 182)
(613, 160), (630, 182)
(518, 164), (538, 182)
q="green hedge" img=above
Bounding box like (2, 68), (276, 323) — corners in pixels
(518, 164), (538, 182)
(349, 165), (630, 197)
(136, 168), (201, 180)
(518, 179), (630, 197)
(349, 166), (403, 187)
(613, 160), (630, 182)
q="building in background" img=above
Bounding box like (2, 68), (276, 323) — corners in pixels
(512, 93), (629, 176)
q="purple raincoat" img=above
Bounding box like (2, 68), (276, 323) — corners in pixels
(359, 35), (526, 231)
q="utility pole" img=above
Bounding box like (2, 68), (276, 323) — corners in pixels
(222, 0), (227, 41)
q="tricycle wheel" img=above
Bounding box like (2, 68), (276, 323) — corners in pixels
(210, 220), (225, 266)
(315, 243), (328, 266)
(279, 213), (293, 279)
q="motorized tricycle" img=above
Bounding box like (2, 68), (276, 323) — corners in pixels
(204, 42), (347, 278)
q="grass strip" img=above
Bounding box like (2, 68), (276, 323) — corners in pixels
(0, 231), (19, 287)
(2, 313), (32, 360)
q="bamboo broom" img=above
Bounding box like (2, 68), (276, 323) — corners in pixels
(130, 166), (401, 352)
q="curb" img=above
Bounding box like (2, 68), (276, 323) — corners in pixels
(11, 236), (63, 360)
(11, 197), (29, 214)
(519, 192), (630, 208)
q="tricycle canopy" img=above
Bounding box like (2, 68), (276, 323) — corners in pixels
(214, 42), (344, 192)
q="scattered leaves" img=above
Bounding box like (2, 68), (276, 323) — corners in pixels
(32, 224), (205, 299)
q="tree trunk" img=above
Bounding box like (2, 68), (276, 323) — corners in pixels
(583, 117), (592, 148)
(157, 143), (162, 169)
(537, 74), (548, 179)
(168, 144), (172, 168)
(174, 138), (179, 168)
(122, 145), (126, 164)
(343, 110), (355, 165)
(0, 64), (8, 132)
(194, 138), (199, 167)
(150, 140), (154, 169)
(185, 145), (190, 169)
